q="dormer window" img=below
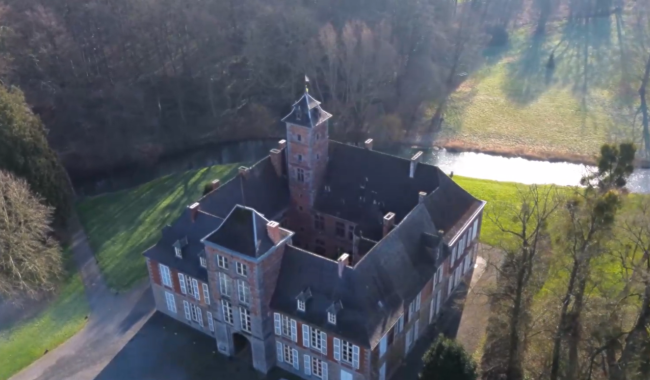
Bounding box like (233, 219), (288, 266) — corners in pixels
(326, 300), (343, 325)
(328, 312), (336, 325)
(200, 256), (207, 268)
(296, 287), (312, 312)
(173, 236), (188, 258)
(174, 246), (182, 258)
(296, 106), (302, 121)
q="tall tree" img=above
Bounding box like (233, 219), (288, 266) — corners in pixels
(0, 170), (63, 298)
(0, 85), (71, 224)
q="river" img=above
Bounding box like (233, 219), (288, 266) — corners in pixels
(71, 139), (650, 197)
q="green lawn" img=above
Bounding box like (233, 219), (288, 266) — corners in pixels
(76, 164), (240, 292)
(440, 15), (644, 162)
(0, 249), (89, 380)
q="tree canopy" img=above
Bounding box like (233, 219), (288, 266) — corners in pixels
(0, 85), (71, 224)
(421, 334), (478, 380)
(0, 170), (63, 298)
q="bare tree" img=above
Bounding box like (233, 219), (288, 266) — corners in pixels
(0, 170), (63, 298)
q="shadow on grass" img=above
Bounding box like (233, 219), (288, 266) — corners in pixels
(77, 164), (240, 292)
(95, 312), (303, 380)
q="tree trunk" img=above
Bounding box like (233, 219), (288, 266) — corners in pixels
(639, 54), (650, 157)
(506, 266), (526, 380)
(550, 258), (581, 380)
(567, 274), (588, 380)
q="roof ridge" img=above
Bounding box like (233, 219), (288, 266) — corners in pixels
(328, 140), (440, 168)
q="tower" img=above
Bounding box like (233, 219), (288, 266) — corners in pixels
(281, 89), (332, 215)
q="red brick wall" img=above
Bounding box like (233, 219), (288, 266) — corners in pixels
(149, 259), (162, 286)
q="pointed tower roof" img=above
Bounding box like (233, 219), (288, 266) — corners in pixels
(282, 92), (332, 128)
(204, 205), (275, 257)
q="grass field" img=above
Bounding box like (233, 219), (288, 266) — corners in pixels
(0, 249), (89, 380)
(439, 15), (645, 163)
(76, 163), (240, 292)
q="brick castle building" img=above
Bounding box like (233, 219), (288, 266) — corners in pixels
(144, 90), (486, 380)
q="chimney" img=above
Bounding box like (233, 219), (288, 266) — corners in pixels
(364, 138), (373, 150)
(239, 166), (249, 177)
(267, 221), (282, 244)
(189, 202), (200, 222)
(337, 253), (350, 278)
(211, 179), (221, 191)
(410, 151), (423, 178)
(270, 149), (283, 177)
(419, 191), (427, 203)
(383, 212), (395, 237)
(278, 139), (287, 150)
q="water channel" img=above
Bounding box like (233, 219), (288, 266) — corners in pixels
(71, 139), (650, 197)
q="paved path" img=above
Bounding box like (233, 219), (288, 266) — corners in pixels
(10, 214), (155, 380)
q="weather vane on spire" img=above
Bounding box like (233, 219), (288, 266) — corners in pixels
(305, 75), (310, 93)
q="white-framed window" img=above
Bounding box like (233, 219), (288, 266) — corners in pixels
(221, 300), (234, 325)
(437, 266), (444, 284)
(164, 291), (177, 313)
(218, 272), (232, 297)
(175, 246), (182, 258)
(238, 280), (251, 304)
(283, 343), (293, 364)
(311, 357), (325, 378)
(207, 311), (214, 332)
(281, 315), (291, 336)
(191, 304), (203, 326)
(341, 340), (354, 364)
(298, 299), (305, 311)
(186, 277), (199, 301)
(240, 307), (252, 333)
(328, 312), (336, 325)
(200, 256), (207, 268)
(398, 315), (404, 333)
(452, 246), (458, 265)
(236, 262), (248, 277)
(202, 283), (210, 305)
(183, 300), (191, 320)
(408, 299), (417, 322)
(379, 335), (387, 357)
(178, 273), (187, 294)
(159, 264), (173, 288)
(448, 273), (454, 296)
(310, 327), (325, 351)
(217, 255), (228, 269)
(304, 354), (311, 375)
(416, 292), (421, 311)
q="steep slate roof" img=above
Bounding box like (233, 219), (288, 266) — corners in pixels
(314, 142), (440, 240)
(270, 204), (444, 348)
(281, 93), (332, 128)
(143, 209), (223, 282)
(205, 205), (275, 258)
(200, 156), (290, 220)
(423, 173), (485, 243)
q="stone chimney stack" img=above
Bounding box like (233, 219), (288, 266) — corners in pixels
(189, 202), (200, 222)
(364, 138), (373, 150)
(267, 221), (282, 244)
(337, 253), (350, 278)
(278, 139), (287, 150)
(410, 151), (423, 178)
(211, 179), (221, 191)
(270, 149), (283, 176)
(419, 191), (427, 203)
(383, 212), (395, 237)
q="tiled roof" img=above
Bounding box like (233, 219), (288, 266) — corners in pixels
(143, 209), (223, 282)
(314, 142), (440, 240)
(281, 93), (332, 128)
(270, 203), (447, 348)
(204, 205), (275, 258)
(200, 156), (290, 220)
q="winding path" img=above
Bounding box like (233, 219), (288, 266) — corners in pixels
(10, 214), (155, 380)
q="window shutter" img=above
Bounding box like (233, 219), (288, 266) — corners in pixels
(183, 301), (191, 320)
(352, 345), (360, 369)
(429, 296), (435, 324)
(292, 349), (299, 370)
(197, 307), (204, 327)
(322, 361), (328, 380)
(203, 283), (210, 305)
(472, 219), (479, 240)
(379, 335), (387, 357)
(414, 318), (419, 339)
(192, 279), (200, 301)
(398, 315), (404, 333)
(302, 324), (310, 348)
(159, 264), (165, 286)
(320, 332), (327, 355)
(448, 276), (454, 297)
(416, 292), (421, 311)
(207, 311), (214, 332)
(304, 355), (311, 375)
(433, 272), (438, 291)
(178, 273), (187, 294)
(274, 313), (281, 335)
(333, 338), (341, 361)
(290, 319), (297, 342)
(276, 342), (283, 363)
